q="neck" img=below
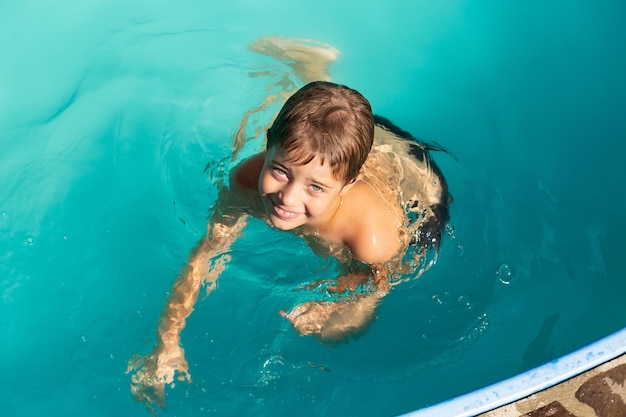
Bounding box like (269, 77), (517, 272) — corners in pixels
(309, 196), (343, 238)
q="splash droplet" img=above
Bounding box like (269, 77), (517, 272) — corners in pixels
(496, 263), (514, 284)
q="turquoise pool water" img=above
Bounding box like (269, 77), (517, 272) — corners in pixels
(1, 1), (625, 416)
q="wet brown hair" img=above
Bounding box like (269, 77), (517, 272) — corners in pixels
(266, 81), (374, 183)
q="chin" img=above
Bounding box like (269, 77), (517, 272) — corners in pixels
(268, 215), (302, 231)
(263, 200), (306, 230)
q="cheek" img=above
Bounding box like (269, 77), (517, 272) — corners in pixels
(259, 171), (275, 194)
(306, 197), (331, 216)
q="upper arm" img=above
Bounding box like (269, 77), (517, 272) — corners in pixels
(203, 152), (264, 247)
(204, 157), (259, 252)
(346, 208), (401, 264)
(230, 152), (265, 191)
(351, 230), (400, 264)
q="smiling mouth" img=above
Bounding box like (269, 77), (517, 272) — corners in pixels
(271, 202), (302, 220)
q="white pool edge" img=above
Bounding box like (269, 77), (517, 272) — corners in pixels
(400, 326), (626, 417)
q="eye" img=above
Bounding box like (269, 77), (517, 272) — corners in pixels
(309, 184), (325, 194)
(271, 166), (288, 178)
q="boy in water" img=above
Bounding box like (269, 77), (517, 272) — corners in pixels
(128, 40), (451, 411)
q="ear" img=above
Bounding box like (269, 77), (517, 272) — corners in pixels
(339, 172), (361, 196)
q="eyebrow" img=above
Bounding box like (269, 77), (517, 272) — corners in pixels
(271, 159), (336, 190)
(309, 178), (334, 189)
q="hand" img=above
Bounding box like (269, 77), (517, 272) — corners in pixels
(281, 301), (344, 336)
(282, 296), (381, 344)
(126, 343), (191, 414)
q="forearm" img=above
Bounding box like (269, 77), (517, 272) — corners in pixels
(155, 259), (205, 348)
(327, 262), (390, 295)
(127, 154), (251, 409)
(155, 214), (248, 348)
(319, 293), (383, 340)
(285, 263), (391, 342)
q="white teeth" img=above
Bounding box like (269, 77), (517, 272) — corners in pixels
(275, 205), (298, 219)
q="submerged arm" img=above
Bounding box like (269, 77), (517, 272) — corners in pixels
(283, 192), (401, 344)
(127, 200), (247, 412)
(157, 209), (248, 355)
(283, 263), (391, 344)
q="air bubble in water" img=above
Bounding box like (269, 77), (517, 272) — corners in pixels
(496, 263), (514, 284)
(431, 294), (443, 305)
(457, 295), (473, 310)
(432, 292), (450, 305)
(445, 224), (455, 237)
(26, 237), (34, 246)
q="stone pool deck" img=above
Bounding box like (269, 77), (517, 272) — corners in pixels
(478, 353), (626, 417)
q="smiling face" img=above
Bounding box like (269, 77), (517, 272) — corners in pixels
(258, 146), (352, 231)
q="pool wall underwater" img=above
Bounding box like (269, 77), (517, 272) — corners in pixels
(1, 1), (626, 416)
(402, 326), (626, 416)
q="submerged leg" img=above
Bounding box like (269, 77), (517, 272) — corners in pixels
(232, 37), (340, 160)
(248, 36), (339, 84)
(374, 115), (453, 249)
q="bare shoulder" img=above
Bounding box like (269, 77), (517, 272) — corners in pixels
(340, 182), (402, 264)
(230, 152), (264, 191)
(219, 153), (265, 216)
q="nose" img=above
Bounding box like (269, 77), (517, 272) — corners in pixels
(278, 181), (300, 206)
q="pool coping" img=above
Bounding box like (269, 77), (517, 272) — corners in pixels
(400, 326), (626, 417)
